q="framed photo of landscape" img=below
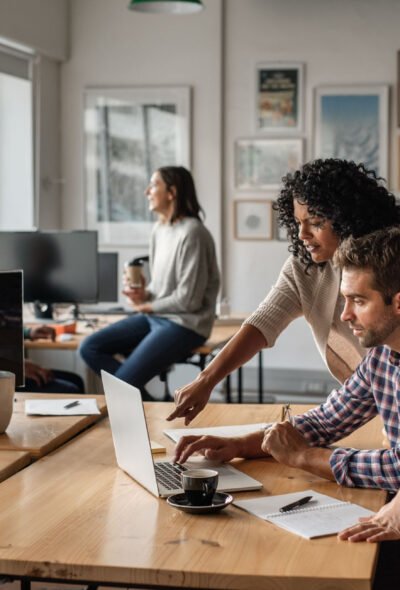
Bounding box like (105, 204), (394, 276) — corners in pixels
(235, 137), (304, 190)
(314, 85), (389, 180)
(255, 62), (304, 134)
(84, 86), (191, 245)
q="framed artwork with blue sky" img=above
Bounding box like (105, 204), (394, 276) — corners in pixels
(314, 85), (389, 181)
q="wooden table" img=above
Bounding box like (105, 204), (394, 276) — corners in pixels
(25, 317), (252, 402)
(0, 393), (107, 458)
(25, 315), (267, 403)
(0, 403), (386, 590)
(24, 318), (244, 353)
(0, 450), (31, 482)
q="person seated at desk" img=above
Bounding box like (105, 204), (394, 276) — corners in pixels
(21, 325), (85, 394)
(174, 228), (400, 493)
(167, 159), (400, 425)
(80, 166), (220, 400)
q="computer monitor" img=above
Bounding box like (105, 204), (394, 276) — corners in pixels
(0, 230), (98, 318)
(98, 252), (118, 303)
(0, 271), (24, 386)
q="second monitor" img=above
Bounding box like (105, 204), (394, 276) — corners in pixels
(98, 252), (119, 303)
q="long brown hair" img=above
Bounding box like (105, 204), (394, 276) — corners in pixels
(158, 166), (204, 223)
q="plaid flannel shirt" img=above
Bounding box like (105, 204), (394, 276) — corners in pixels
(293, 345), (400, 491)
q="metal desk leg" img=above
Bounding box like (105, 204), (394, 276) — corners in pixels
(238, 366), (243, 403)
(226, 373), (231, 403)
(258, 349), (264, 403)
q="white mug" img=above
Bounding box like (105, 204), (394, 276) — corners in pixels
(0, 371), (15, 433)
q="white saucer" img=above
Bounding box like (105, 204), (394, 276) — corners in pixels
(167, 492), (233, 514)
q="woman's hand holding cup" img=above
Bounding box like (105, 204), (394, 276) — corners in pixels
(123, 262), (146, 304)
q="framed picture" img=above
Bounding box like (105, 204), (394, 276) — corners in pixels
(84, 86), (191, 245)
(234, 200), (273, 241)
(235, 138), (304, 190)
(314, 85), (389, 181)
(276, 223), (288, 242)
(255, 62), (304, 134)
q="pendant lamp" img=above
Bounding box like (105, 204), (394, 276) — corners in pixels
(128, 0), (203, 14)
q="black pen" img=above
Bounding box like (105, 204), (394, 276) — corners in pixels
(279, 495), (313, 513)
(64, 400), (80, 409)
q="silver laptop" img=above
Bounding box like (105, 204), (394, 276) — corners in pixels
(101, 371), (262, 498)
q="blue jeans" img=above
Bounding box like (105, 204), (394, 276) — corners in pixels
(79, 314), (205, 399)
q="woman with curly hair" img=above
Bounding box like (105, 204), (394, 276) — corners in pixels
(168, 158), (400, 424)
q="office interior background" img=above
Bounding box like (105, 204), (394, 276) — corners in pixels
(1, 0), (399, 401)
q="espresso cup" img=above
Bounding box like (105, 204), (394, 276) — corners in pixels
(181, 469), (219, 506)
(0, 371), (15, 433)
(125, 262), (143, 288)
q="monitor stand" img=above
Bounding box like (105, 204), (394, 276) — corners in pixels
(33, 301), (54, 320)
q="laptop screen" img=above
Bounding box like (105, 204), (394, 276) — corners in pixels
(0, 270), (24, 386)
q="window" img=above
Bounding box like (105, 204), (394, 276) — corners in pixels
(0, 42), (35, 229)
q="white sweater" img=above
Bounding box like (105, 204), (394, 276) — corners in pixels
(147, 218), (220, 339)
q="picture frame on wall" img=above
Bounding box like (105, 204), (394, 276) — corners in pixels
(84, 86), (191, 246)
(255, 62), (304, 134)
(276, 223), (288, 242)
(234, 199), (273, 241)
(314, 85), (389, 181)
(235, 138), (304, 190)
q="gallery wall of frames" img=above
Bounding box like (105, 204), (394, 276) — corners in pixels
(233, 62), (390, 242)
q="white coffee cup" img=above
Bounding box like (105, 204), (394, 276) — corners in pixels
(0, 371), (15, 433)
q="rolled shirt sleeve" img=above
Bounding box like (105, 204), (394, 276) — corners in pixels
(292, 348), (400, 490)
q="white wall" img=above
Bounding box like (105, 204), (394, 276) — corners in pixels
(0, 0), (69, 60)
(60, 0), (223, 271)
(223, 0), (400, 370)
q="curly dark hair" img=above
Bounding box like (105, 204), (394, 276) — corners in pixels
(275, 159), (400, 268)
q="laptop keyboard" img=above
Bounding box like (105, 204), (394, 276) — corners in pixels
(155, 462), (187, 490)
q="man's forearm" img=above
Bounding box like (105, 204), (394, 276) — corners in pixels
(236, 430), (267, 459)
(295, 447), (335, 481)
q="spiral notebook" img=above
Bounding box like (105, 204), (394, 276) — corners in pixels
(234, 489), (374, 539)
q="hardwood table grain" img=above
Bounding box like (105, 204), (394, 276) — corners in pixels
(0, 403), (386, 590)
(0, 393), (107, 458)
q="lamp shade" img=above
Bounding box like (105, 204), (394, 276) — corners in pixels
(129, 0), (203, 14)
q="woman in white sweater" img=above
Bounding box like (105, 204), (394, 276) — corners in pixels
(168, 158), (400, 424)
(80, 166), (219, 400)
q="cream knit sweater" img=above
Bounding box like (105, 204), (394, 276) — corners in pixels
(244, 256), (366, 384)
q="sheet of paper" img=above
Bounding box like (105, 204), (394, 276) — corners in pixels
(25, 398), (101, 416)
(234, 489), (374, 539)
(163, 423), (267, 442)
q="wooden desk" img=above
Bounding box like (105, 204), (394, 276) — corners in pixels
(0, 393), (107, 458)
(25, 318), (248, 402)
(0, 403), (386, 590)
(24, 319), (242, 354)
(0, 450), (31, 482)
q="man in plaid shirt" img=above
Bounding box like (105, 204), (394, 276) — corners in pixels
(174, 227), (400, 492)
